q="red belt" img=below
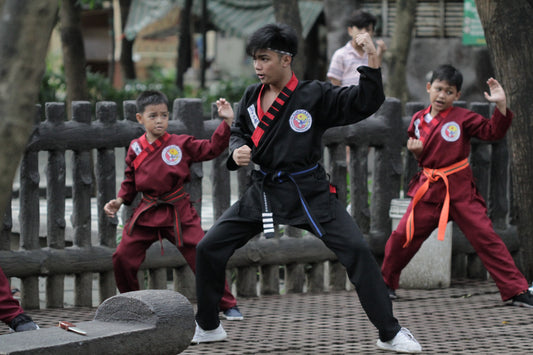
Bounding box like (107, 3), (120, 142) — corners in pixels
(405, 158), (469, 247)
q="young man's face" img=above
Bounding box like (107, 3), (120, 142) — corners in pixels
(426, 79), (461, 115)
(252, 48), (290, 86)
(136, 103), (169, 142)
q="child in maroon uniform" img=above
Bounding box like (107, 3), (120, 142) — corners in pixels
(381, 64), (533, 307)
(0, 266), (39, 332)
(104, 90), (243, 320)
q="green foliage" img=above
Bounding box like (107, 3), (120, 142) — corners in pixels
(116, 225), (123, 245)
(39, 61), (66, 105)
(40, 63), (255, 118)
(204, 76), (257, 107)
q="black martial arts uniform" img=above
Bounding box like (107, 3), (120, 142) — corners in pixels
(195, 66), (402, 342)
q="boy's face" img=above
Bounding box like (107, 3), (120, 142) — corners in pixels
(348, 25), (374, 43)
(426, 79), (461, 115)
(252, 48), (291, 86)
(136, 103), (169, 142)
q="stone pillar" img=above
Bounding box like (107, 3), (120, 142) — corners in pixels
(389, 198), (452, 289)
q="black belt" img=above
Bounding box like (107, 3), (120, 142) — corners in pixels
(258, 164), (325, 239)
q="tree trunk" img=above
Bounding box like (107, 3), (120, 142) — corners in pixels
(272, 0), (305, 79)
(383, 0), (417, 103)
(60, 0), (89, 116)
(0, 0), (58, 218)
(176, 0), (193, 91)
(119, 0), (136, 80)
(476, 0), (533, 280)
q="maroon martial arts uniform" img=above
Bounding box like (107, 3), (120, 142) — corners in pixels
(113, 120), (237, 310)
(0, 266), (24, 325)
(381, 105), (528, 300)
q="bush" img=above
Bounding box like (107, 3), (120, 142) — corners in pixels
(40, 64), (256, 119)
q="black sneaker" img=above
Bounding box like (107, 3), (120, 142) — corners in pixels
(388, 287), (398, 300)
(512, 291), (533, 308)
(221, 306), (243, 320)
(8, 313), (39, 332)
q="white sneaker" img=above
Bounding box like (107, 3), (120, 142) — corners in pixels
(191, 322), (227, 344)
(376, 327), (422, 353)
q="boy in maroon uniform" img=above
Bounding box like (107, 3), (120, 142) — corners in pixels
(104, 91), (243, 320)
(381, 64), (533, 307)
(0, 266), (39, 332)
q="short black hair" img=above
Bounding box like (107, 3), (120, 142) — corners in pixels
(136, 90), (169, 113)
(245, 23), (298, 58)
(346, 10), (377, 29)
(430, 64), (463, 91)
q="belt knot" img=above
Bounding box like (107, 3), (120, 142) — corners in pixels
(125, 186), (187, 252)
(404, 158), (469, 247)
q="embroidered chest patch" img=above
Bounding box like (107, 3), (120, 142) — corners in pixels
(413, 118), (421, 138)
(132, 141), (142, 156)
(162, 145), (182, 165)
(289, 109), (312, 133)
(247, 104), (260, 128)
(441, 121), (461, 142)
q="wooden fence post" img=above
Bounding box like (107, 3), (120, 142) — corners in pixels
(45, 102), (67, 308)
(18, 105), (42, 309)
(95, 101), (119, 301)
(71, 101), (94, 307)
(368, 98), (403, 253)
(172, 98), (205, 295)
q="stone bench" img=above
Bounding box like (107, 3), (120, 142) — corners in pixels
(0, 289), (195, 355)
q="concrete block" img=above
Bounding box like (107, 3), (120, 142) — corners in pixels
(0, 290), (195, 355)
(390, 198), (452, 289)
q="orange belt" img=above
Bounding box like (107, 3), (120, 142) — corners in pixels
(404, 158), (469, 247)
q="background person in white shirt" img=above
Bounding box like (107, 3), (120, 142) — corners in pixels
(327, 10), (387, 87)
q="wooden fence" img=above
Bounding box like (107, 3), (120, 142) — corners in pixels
(0, 97), (519, 309)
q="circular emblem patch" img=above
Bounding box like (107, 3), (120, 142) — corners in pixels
(289, 109), (312, 133)
(441, 122), (461, 142)
(162, 145), (182, 165)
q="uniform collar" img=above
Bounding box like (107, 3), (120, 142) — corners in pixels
(423, 105), (454, 119)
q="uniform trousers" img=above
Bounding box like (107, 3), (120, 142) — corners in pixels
(0, 266), (23, 324)
(195, 199), (401, 342)
(381, 192), (528, 300)
(113, 224), (237, 311)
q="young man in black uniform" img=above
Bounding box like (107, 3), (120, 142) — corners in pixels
(192, 23), (422, 353)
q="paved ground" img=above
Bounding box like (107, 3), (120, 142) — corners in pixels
(1, 279), (532, 354)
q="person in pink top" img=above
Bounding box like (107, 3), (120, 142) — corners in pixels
(104, 90), (243, 321)
(327, 10), (388, 169)
(327, 10), (387, 87)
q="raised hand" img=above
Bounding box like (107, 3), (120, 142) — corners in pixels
(355, 33), (379, 68)
(484, 78), (507, 115)
(355, 33), (377, 56)
(216, 98), (235, 126)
